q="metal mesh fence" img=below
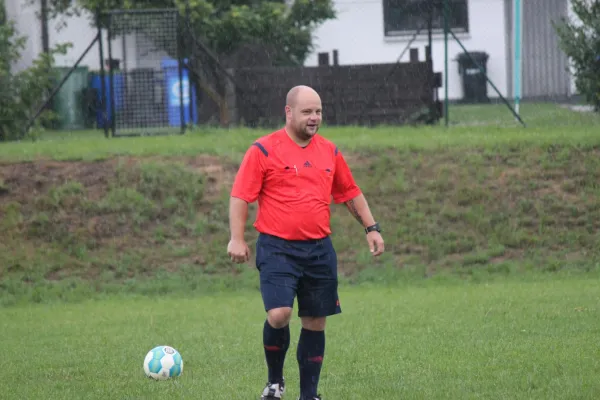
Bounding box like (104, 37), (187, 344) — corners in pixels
(181, 17), (244, 127)
(104, 9), (192, 136)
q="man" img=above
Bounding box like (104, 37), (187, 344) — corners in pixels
(227, 85), (385, 400)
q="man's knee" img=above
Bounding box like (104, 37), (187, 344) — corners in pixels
(300, 316), (326, 331)
(267, 307), (293, 328)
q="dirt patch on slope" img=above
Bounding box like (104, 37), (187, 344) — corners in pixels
(0, 155), (236, 207)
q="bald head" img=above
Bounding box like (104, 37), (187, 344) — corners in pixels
(286, 85), (321, 107)
(284, 85), (323, 144)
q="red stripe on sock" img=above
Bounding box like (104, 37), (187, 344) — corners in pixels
(307, 356), (323, 363)
(264, 345), (281, 351)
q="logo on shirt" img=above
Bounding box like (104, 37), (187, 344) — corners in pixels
(303, 161), (312, 168)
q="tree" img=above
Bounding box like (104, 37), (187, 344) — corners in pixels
(45, 0), (336, 125)
(1, 0), (70, 141)
(46, 0), (336, 66)
(554, 0), (600, 111)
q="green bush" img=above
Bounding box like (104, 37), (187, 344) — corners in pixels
(0, 0), (71, 141)
(554, 0), (600, 111)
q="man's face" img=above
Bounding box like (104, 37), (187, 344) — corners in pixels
(286, 92), (322, 141)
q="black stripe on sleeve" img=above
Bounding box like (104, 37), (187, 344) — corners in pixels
(253, 142), (268, 157)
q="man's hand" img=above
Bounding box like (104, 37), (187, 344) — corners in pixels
(366, 231), (385, 257)
(228, 197), (250, 263)
(228, 239), (250, 263)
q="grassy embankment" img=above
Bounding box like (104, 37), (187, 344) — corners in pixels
(0, 103), (599, 305)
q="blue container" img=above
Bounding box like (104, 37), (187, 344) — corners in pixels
(89, 72), (124, 128)
(161, 58), (198, 127)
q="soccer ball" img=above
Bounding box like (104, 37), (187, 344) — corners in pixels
(143, 345), (184, 380)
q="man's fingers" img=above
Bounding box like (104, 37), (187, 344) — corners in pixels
(372, 239), (384, 256)
(377, 241), (385, 255)
(230, 252), (248, 263)
(368, 236), (376, 253)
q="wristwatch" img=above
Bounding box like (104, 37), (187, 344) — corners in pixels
(365, 222), (381, 234)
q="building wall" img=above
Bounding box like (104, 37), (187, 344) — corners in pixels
(5, 0), (579, 100)
(566, 0), (580, 95)
(520, 0), (571, 99)
(4, 0), (127, 72)
(304, 0), (510, 101)
(4, 0), (42, 72)
(505, 0), (575, 100)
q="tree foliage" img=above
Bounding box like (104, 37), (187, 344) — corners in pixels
(0, 0), (71, 141)
(45, 0), (336, 66)
(554, 0), (600, 111)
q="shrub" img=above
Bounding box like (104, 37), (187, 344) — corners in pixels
(0, 0), (71, 141)
(554, 0), (600, 111)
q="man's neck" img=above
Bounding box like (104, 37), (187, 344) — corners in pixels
(284, 127), (311, 147)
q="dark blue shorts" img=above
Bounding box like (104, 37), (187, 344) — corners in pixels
(255, 233), (342, 318)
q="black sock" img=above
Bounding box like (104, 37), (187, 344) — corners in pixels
(263, 319), (290, 384)
(297, 328), (325, 399)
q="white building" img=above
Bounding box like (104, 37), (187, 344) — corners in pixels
(304, 0), (578, 101)
(4, 0), (579, 101)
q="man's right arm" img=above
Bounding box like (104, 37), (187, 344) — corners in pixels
(229, 196), (249, 241)
(228, 143), (266, 240)
(228, 196), (251, 263)
(227, 144), (266, 263)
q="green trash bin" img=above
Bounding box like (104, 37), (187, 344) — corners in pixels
(456, 51), (489, 103)
(51, 66), (89, 130)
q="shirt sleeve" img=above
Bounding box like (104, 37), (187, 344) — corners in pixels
(331, 147), (362, 204)
(230, 143), (267, 203)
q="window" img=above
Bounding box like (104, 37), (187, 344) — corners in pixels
(383, 0), (469, 36)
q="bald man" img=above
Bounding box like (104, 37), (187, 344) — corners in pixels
(228, 85), (385, 400)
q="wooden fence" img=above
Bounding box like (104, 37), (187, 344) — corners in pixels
(221, 58), (440, 127)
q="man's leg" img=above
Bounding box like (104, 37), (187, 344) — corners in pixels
(256, 233), (302, 399)
(295, 237), (341, 400)
(264, 307), (292, 385)
(297, 317), (327, 400)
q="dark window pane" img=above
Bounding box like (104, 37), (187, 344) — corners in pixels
(384, 0), (469, 35)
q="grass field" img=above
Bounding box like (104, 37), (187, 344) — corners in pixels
(2, 275), (599, 399)
(1, 102), (600, 399)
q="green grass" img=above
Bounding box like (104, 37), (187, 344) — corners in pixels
(1, 275), (599, 399)
(1, 103), (600, 398)
(2, 103), (600, 304)
(0, 103), (598, 163)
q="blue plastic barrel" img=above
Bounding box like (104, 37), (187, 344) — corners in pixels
(89, 72), (124, 128)
(161, 58), (198, 127)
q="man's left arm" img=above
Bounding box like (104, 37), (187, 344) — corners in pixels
(344, 193), (375, 228)
(344, 193), (384, 256)
(331, 149), (385, 256)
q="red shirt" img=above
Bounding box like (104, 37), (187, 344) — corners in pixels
(231, 128), (362, 240)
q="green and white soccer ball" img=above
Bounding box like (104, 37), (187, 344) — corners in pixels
(143, 345), (184, 380)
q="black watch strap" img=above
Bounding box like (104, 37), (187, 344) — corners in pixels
(365, 222), (381, 234)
